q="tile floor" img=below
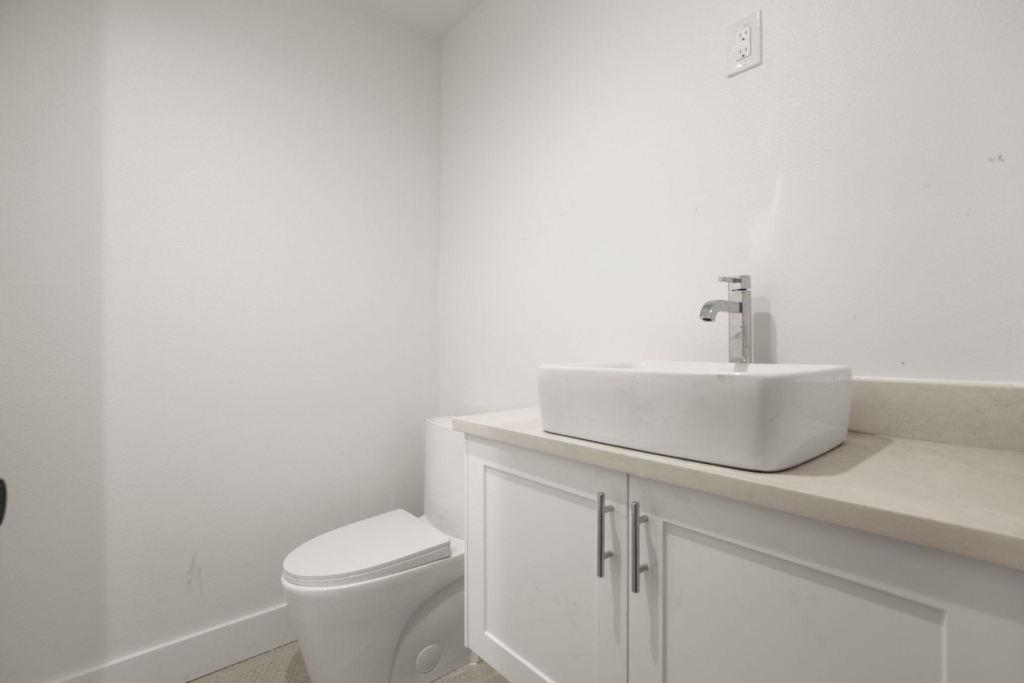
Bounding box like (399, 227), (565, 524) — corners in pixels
(192, 641), (508, 683)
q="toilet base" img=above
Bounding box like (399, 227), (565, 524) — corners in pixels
(389, 576), (471, 682)
(283, 541), (470, 683)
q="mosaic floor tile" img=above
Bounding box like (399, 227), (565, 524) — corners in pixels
(192, 642), (508, 683)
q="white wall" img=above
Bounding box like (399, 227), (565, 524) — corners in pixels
(0, 1), (439, 681)
(439, 0), (1024, 416)
(3, 0), (1023, 679)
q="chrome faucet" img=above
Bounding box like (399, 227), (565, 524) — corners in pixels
(700, 275), (752, 364)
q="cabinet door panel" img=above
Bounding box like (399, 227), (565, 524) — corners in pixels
(467, 437), (628, 683)
(659, 525), (941, 681)
(628, 475), (1024, 683)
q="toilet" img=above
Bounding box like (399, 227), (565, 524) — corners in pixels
(282, 417), (471, 683)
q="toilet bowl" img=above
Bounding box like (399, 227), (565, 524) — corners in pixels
(282, 418), (471, 683)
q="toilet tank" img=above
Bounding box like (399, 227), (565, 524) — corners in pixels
(424, 417), (466, 540)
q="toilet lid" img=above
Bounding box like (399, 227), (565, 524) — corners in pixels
(283, 509), (451, 587)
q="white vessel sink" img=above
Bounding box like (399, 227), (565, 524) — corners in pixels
(538, 361), (852, 472)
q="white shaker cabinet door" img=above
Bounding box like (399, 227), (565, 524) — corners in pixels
(467, 437), (629, 683)
(628, 475), (1024, 683)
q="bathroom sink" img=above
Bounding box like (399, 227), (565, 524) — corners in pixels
(538, 361), (852, 472)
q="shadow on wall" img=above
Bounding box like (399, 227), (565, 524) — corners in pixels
(752, 297), (776, 363)
(0, 2), (107, 682)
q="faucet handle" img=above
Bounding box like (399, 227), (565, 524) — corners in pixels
(718, 275), (751, 290)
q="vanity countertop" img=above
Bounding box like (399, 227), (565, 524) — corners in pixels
(453, 407), (1024, 572)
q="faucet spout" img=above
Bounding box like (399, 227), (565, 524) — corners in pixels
(699, 299), (740, 321)
(697, 276), (753, 363)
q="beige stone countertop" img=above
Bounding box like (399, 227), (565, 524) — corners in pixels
(453, 407), (1024, 572)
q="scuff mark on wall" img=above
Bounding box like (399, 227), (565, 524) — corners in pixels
(186, 553), (204, 596)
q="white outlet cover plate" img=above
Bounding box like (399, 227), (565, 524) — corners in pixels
(727, 11), (762, 78)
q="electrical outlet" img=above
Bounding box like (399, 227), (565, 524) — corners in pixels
(727, 11), (762, 78)
(737, 24), (751, 59)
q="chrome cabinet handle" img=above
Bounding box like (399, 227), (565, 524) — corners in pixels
(631, 502), (649, 594)
(596, 492), (614, 578)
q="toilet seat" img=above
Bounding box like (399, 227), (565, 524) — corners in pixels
(282, 509), (451, 588)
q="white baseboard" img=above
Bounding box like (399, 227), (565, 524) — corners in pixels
(59, 604), (296, 683)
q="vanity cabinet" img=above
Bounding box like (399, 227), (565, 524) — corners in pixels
(466, 436), (629, 683)
(467, 437), (1024, 683)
